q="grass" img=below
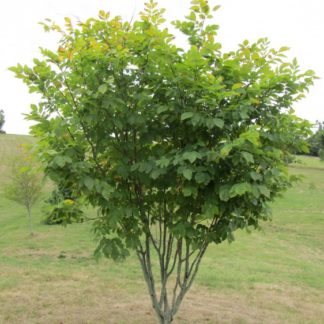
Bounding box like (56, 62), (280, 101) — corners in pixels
(0, 134), (323, 323)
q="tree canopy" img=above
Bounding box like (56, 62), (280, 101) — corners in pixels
(306, 121), (324, 157)
(10, 0), (316, 322)
(4, 147), (42, 235)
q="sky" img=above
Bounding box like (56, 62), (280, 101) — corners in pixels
(0, 0), (323, 135)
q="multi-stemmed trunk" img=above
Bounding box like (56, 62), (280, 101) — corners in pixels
(136, 230), (209, 323)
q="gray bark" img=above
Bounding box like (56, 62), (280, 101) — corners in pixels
(137, 230), (209, 324)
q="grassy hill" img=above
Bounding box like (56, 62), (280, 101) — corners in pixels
(0, 134), (323, 323)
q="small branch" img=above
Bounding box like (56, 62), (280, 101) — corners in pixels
(167, 239), (181, 277)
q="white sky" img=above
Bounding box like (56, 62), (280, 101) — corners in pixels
(0, 0), (323, 135)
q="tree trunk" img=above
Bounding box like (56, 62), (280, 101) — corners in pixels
(27, 206), (33, 236)
(158, 312), (173, 324)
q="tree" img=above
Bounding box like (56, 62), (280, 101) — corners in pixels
(0, 109), (5, 134)
(307, 121), (324, 157)
(319, 148), (324, 161)
(10, 1), (315, 322)
(5, 147), (43, 235)
(43, 184), (84, 225)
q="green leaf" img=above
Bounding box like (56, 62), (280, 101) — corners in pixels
(250, 171), (262, 181)
(229, 182), (252, 198)
(195, 172), (211, 184)
(102, 184), (114, 199)
(258, 185), (271, 198)
(53, 156), (71, 167)
(183, 151), (201, 163)
(206, 151), (219, 162)
(232, 83), (243, 90)
(212, 118), (224, 129)
(239, 130), (260, 146)
(95, 237), (130, 261)
(202, 202), (219, 218)
(181, 112), (194, 121)
(182, 186), (197, 197)
(98, 84), (108, 94)
(220, 144), (233, 157)
(156, 157), (171, 168)
(83, 176), (94, 190)
(219, 185), (231, 202)
(64, 17), (72, 25)
(191, 113), (202, 126)
(279, 46), (290, 52)
(171, 222), (186, 237)
(206, 118), (224, 129)
(251, 185), (260, 198)
(183, 168), (193, 180)
(187, 11), (196, 21)
(157, 106), (168, 114)
(172, 221), (195, 238)
(212, 5), (221, 11)
(241, 151), (254, 163)
(151, 169), (162, 180)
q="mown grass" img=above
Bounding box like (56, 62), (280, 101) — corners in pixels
(0, 134), (323, 323)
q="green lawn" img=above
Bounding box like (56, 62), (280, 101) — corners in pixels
(0, 134), (323, 323)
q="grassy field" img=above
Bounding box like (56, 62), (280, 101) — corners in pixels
(0, 134), (323, 323)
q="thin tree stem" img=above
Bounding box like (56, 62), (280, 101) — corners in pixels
(27, 206), (33, 236)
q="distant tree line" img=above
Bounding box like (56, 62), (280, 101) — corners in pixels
(0, 109), (5, 134)
(305, 121), (324, 159)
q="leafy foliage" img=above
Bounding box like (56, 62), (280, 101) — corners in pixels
(319, 148), (324, 161)
(43, 185), (84, 225)
(10, 0), (315, 322)
(306, 121), (324, 157)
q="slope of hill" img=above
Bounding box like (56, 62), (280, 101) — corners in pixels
(0, 135), (323, 323)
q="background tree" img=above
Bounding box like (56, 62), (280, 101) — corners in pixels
(307, 121), (324, 157)
(0, 109), (5, 134)
(4, 147), (43, 235)
(43, 183), (84, 225)
(10, 0), (315, 322)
